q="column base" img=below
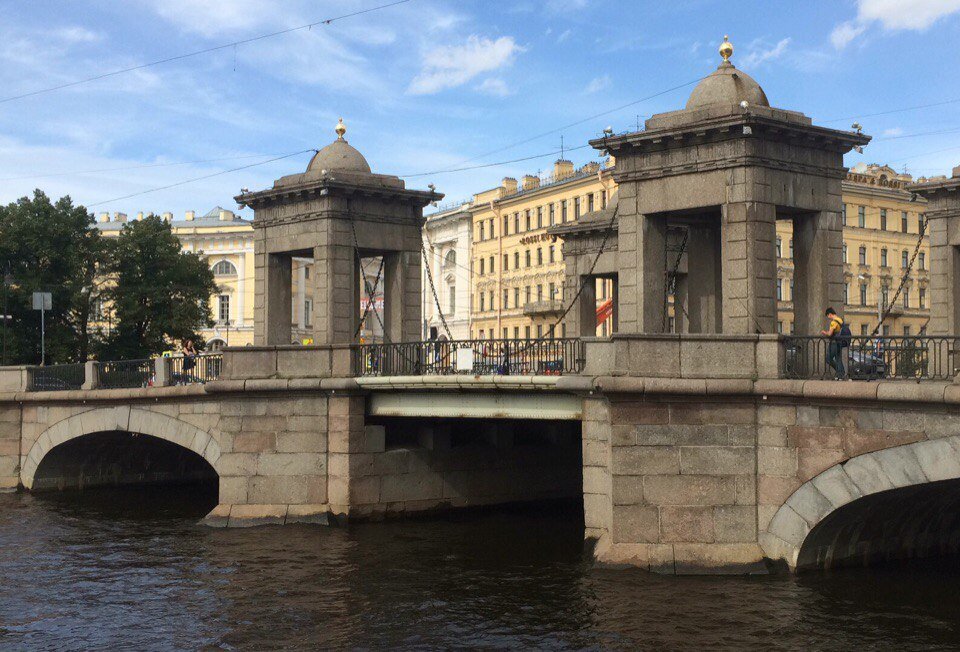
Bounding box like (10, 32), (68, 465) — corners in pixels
(202, 503), (331, 527)
(594, 541), (770, 575)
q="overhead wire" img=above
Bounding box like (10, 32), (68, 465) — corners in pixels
(0, 0), (414, 104)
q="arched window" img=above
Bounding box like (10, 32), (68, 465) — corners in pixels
(212, 260), (238, 276)
(207, 338), (226, 352)
(444, 250), (456, 269)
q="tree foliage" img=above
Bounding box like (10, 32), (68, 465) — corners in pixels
(0, 191), (105, 364)
(100, 214), (217, 359)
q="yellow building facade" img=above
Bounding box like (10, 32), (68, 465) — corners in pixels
(465, 160), (929, 339)
(94, 207), (255, 349)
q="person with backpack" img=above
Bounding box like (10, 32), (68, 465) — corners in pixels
(820, 307), (850, 380)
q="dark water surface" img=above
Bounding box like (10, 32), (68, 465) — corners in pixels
(1, 488), (959, 650)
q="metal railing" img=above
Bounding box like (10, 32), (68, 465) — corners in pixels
(99, 359), (154, 389)
(28, 363), (85, 392)
(353, 338), (585, 377)
(782, 336), (959, 381)
(168, 354), (222, 384)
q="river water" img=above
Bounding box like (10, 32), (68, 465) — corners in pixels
(1, 488), (959, 650)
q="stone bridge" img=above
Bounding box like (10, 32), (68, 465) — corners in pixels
(4, 345), (960, 575)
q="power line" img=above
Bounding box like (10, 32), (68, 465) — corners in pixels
(400, 143), (594, 178)
(0, 153), (280, 182)
(0, 0), (413, 104)
(85, 150), (313, 208)
(825, 96), (960, 123)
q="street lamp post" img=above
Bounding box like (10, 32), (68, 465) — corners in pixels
(1, 264), (11, 365)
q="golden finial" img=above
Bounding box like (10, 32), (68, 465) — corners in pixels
(335, 117), (346, 140)
(719, 35), (733, 63)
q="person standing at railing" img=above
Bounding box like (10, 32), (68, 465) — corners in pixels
(182, 339), (198, 374)
(820, 307), (850, 380)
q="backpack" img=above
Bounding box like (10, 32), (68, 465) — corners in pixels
(838, 321), (852, 348)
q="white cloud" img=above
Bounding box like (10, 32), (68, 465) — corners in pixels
(407, 35), (524, 95)
(830, 21), (867, 50)
(476, 78), (511, 97)
(882, 127), (904, 137)
(556, 29), (573, 43)
(857, 0), (960, 30)
(583, 74), (611, 94)
(831, 0), (960, 50)
(546, 0), (588, 13)
(740, 38), (791, 68)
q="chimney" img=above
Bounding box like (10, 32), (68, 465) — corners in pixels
(136, 212), (144, 221)
(185, 210), (195, 221)
(521, 175), (540, 191)
(219, 209), (233, 221)
(162, 212), (173, 222)
(553, 159), (574, 180)
(953, 164), (960, 178)
(501, 177), (518, 194)
(113, 212), (127, 223)
(97, 212), (109, 223)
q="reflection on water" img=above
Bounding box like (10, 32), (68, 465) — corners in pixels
(0, 488), (959, 650)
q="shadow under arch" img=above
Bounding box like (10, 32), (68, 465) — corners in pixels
(760, 435), (960, 571)
(21, 407), (221, 491)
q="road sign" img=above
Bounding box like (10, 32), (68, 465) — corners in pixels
(32, 292), (51, 311)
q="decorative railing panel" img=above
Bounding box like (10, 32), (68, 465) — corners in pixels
(782, 336), (958, 381)
(353, 338), (585, 377)
(28, 363), (85, 392)
(169, 354), (222, 385)
(99, 359), (154, 389)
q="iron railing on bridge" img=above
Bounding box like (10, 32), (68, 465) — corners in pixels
(169, 354), (222, 385)
(99, 359), (154, 389)
(353, 338), (585, 377)
(28, 363), (86, 392)
(782, 335), (959, 381)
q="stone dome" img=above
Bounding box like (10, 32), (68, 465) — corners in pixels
(685, 37), (769, 110)
(306, 118), (372, 174)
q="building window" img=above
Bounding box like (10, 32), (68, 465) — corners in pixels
(883, 324), (891, 336)
(601, 190), (607, 209)
(903, 290), (910, 309)
(478, 223), (484, 240)
(537, 248), (543, 265)
(561, 200), (567, 223)
(502, 327), (508, 339)
(844, 283), (849, 305)
(489, 291), (495, 310)
(479, 329), (484, 339)
(514, 287), (520, 307)
(537, 284), (543, 301)
(212, 260), (238, 276)
(525, 250), (531, 267)
(901, 250), (909, 268)
(525, 325), (531, 339)
(549, 204), (555, 226)
(776, 279), (783, 301)
(503, 216), (509, 235)
(919, 213), (925, 232)
(304, 299), (312, 327)
(859, 245), (867, 265)
(880, 209), (887, 231)
(574, 197), (581, 219)
(861, 324), (869, 336)
(490, 256), (495, 273)
(881, 284), (889, 308)
(902, 211), (909, 233)
(842, 244), (848, 263)
(776, 237), (782, 258)
(537, 207), (543, 229)
(788, 239), (793, 259)
(479, 293), (485, 311)
(514, 213), (520, 233)
(525, 286), (531, 304)
(549, 245), (555, 263)
(858, 205), (865, 228)
(448, 285), (455, 314)
(549, 282), (556, 299)
(920, 288), (926, 308)
(218, 294), (230, 323)
(880, 248), (888, 267)
(489, 219), (495, 238)
(904, 325), (911, 337)
(503, 253), (509, 270)
(514, 326), (520, 339)
(525, 210), (531, 231)
(859, 284), (867, 306)
(789, 279), (794, 301)
(919, 252), (926, 270)
(777, 321), (783, 334)
(537, 324), (543, 338)
(841, 204), (847, 225)
(479, 258), (485, 275)
(514, 251), (520, 269)
(503, 289), (509, 309)
(588, 194), (595, 212)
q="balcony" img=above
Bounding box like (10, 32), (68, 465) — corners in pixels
(523, 300), (564, 316)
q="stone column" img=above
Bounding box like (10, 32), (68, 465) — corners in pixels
(383, 251), (422, 343)
(686, 225), (722, 333)
(236, 252), (246, 328)
(264, 253), (292, 345)
(313, 234), (359, 345)
(792, 211), (844, 336)
(721, 202), (778, 334)
(618, 206), (668, 333)
(928, 214), (960, 334)
(610, 277), (619, 334)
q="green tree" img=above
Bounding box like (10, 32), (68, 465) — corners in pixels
(0, 191), (105, 365)
(101, 214), (217, 359)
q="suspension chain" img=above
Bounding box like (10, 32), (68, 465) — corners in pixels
(349, 219), (388, 343)
(421, 240), (453, 340)
(872, 218), (927, 336)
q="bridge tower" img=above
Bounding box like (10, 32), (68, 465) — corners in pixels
(909, 166), (960, 335)
(579, 37), (869, 336)
(237, 119), (442, 346)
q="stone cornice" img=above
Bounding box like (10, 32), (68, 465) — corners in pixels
(615, 153), (851, 184)
(237, 177), (441, 211)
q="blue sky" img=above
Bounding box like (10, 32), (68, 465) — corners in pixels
(1, 0), (959, 218)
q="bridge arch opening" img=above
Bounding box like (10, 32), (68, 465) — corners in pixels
(797, 479), (960, 571)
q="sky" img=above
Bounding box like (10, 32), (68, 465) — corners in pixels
(1, 0), (960, 219)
